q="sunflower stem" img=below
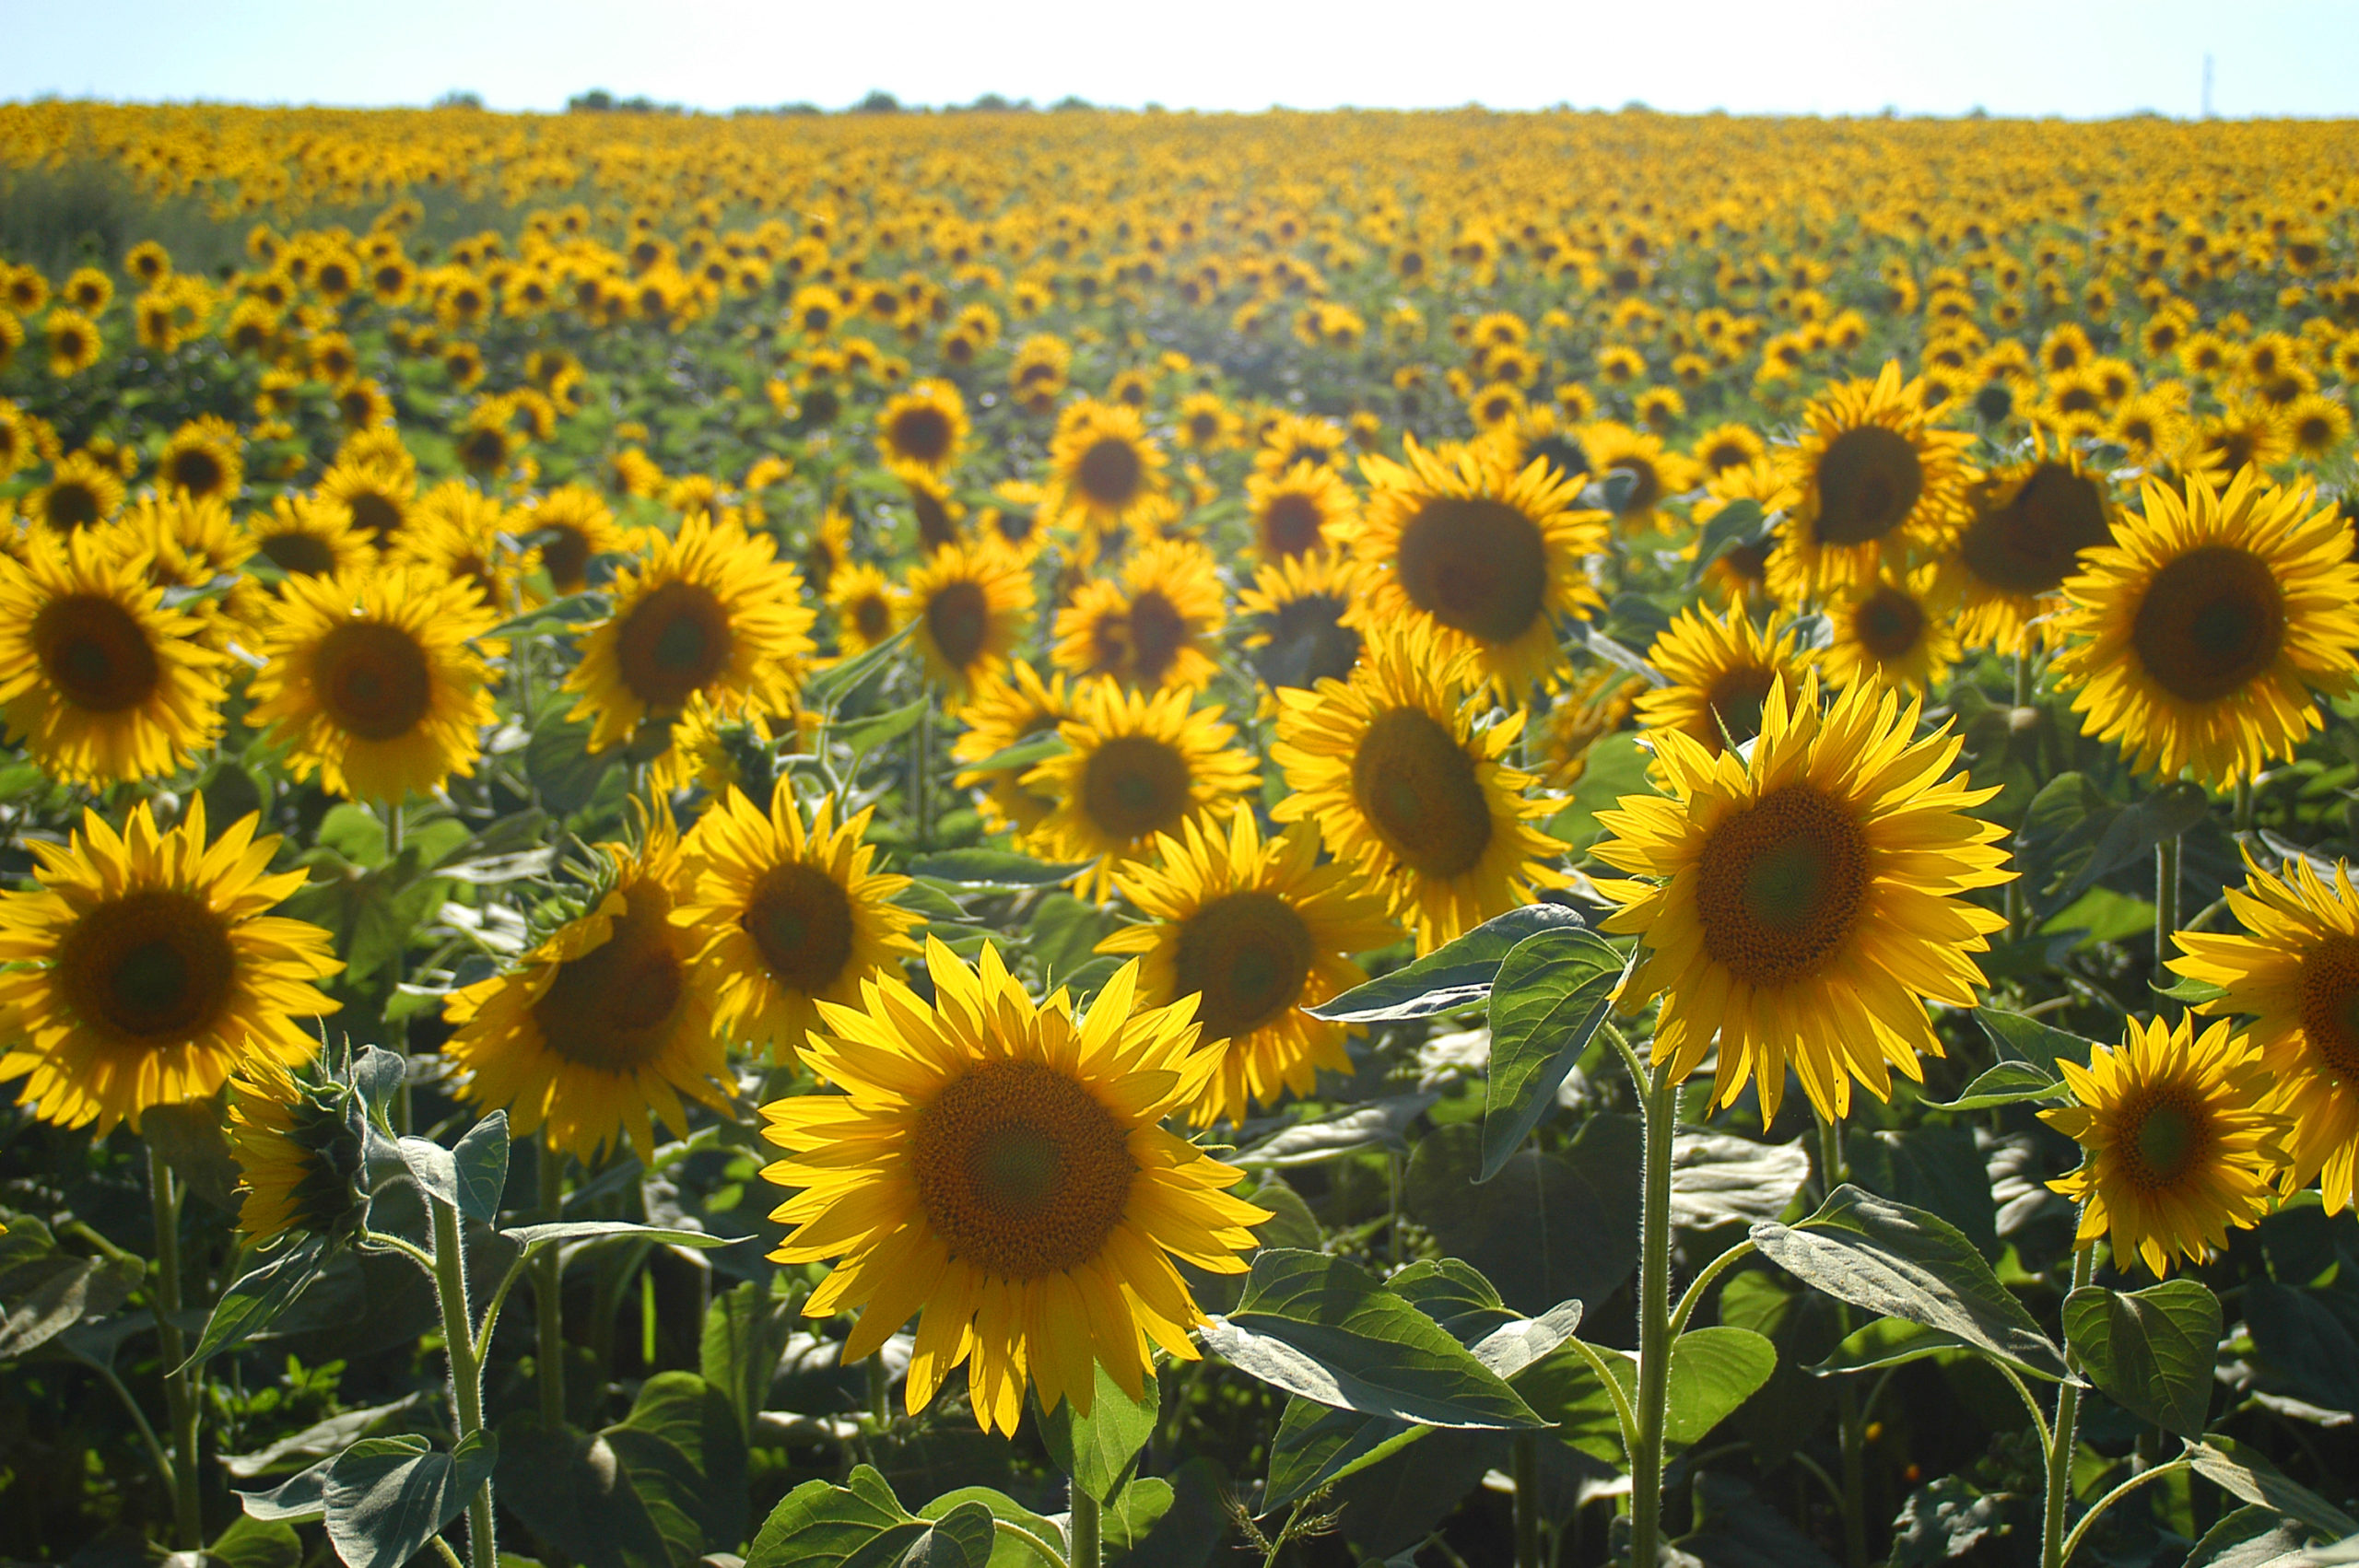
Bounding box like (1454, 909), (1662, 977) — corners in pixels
(866, 1347), (893, 1430)
(1513, 1430), (1544, 1568)
(1625, 1047), (1676, 1568)
(2041, 1242), (2097, 1568)
(534, 1137), (567, 1428)
(2154, 834), (2181, 1001)
(147, 1149), (203, 1550)
(1814, 1114), (1870, 1568)
(384, 800), (413, 1133)
(429, 1195), (498, 1568)
(2232, 776), (2254, 834)
(1068, 1481), (1101, 1568)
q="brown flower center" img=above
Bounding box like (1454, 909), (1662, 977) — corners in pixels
(1174, 890), (1316, 1042)
(1813, 426), (1924, 546)
(532, 887), (687, 1071)
(1080, 735), (1193, 843)
(35, 594), (160, 713)
(1694, 784), (1870, 989)
(56, 889), (237, 1045)
(910, 1059), (1135, 1278)
(2130, 544), (2283, 705)
(1351, 706), (1493, 879)
(1395, 497), (1549, 646)
(743, 862), (856, 995)
(616, 579), (733, 711)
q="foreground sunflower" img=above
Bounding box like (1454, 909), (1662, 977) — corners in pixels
(246, 568), (501, 804)
(1943, 443), (2116, 655)
(226, 1058), (370, 1247)
(1352, 437), (1606, 697)
(566, 514), (815, 752)
(1593, 672), (2013, 1121)
(759, 939), (1268, 1434)
(2040, 1015), (2288, 1277)
(2169, 853), (2359, 1213)
(1766, 361), (1974, 599)
(1100, 809), (1400, 1125)
(0, 525), (227, 784)
(904, 540), (1033, 700)
(1272, 622), (1567, 952)
(676, 788), (922, 1062)
(442, 803), (726, 1162)
(1022, 682), (1260, 902)
(1636, 605), (1811, 758)
(2050, 467), (2359, 789)
(0, 799), (342, 1134)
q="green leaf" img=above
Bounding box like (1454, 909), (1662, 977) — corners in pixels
(2063, 1279), (2220, 1438)
(1686, 497), (1766, 585)
(143, 1100), (246, 1212)
(1103, 1476), (1175, 1553)
(491, 1414), (670, 1568)
(1749, 1185), (2071, 1381)
(396, 1136), (462, 1210)
(206, 1515), (301, 1568)
(1038, 1363), (1158, 1504)
(1845, 1125), (1999, 1261)
(1231, 1092), (1438, 1167)
(1308, 904), (1590, 1022)
(1199, 1248), (1546, 1428)
(525, 715), (620, 816)
(605, 1372), (749, 1559)
(907, 849), (1094, 888)
(1922, 1059), (2066, 1111)
(222, 1396), (427, 1479)
(1888, 1477), (2012, 1568)
(803, 621), (915, 711)
(453, 1112), (511, 1223)
(2184, 1437), (2359, 1539)
(499, 1221), (742, 1250)
(2242, 1281), (2359, 1418)
(832, 696), (929, 755)
(1514, 1342), (1636, 1466)
(237, 1459), (333, 1524)
(481, 591), (609, 640)
(2184, 1507), (2316, 1568)
(957, 731), (1070, 775)
(1975, 1007), (2098, 1072)
(1669, 1132), (1813, 1233)
(2058, 779), (2210, 904)
(1480, 926), (1628, 1180)
(1405, 1117), (1642, 1316)
(323, 1431), (498, 1568)
(1545, 731), (1654, 859)
(179, 1236), (331, 1372)
(1810, 1317), (1970, 1376)
(0, 1221), (144, 1360)
(1662, 1327), (1778, 1449)
(745, 1465), (992, 1568)
(701, 1280), (795, 1438)
(915, 1489), (1063, 1568)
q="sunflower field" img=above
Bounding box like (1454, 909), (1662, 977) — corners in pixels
(3, 97), (2359, 1568)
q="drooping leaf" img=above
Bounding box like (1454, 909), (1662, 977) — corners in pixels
(1810, 1316), (1971, 1377)
(1922, 1060), (2067, 1111)
(499, 1221), (741, 1250)
(0, 1221), (144, 1361)
(1749, 1185), (2070, 1381)
(452, 1112), (511, 1223)
(221, 1395), (427, 1479)
(1308, 905), (1590, 1022)
(2183, 1507), (2314, 1568)
(1038, 1363), (1158, 1504)
(1975, 1007), (2097, 1073)
(179, 1236), (332, 1372)
(2062, 1279), (2221, 1438)
(1669, 1131), (1813, 1233)
(1844, 1125), (2000, 1261)
(1480, 926), (1627, 1180)
(1686, 498), (1766, 586)
(2183, 1437), (2359, 1539)
(1198, 1248), (1545, 1429)
(1231, 1092), (1438, 1167)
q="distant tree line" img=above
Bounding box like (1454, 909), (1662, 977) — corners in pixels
(557, 88), (1109, 117)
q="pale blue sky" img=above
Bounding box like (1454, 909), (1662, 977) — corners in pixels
(1, 0), (2354, 119)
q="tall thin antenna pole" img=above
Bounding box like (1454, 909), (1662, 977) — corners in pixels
(2201, 53), (2213, 118)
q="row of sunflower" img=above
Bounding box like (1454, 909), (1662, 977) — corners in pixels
(0, 100), (2355, 1568)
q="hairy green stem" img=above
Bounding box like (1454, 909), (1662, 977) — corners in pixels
(1068, 1483), (1100, 1568)
(2154, 834), (2180, 990)
(1513, 1430), (1543, 1568)
(148, 1148), (203, 1549)
(534, 1138), (567, 1428)
(1670, 1240), (1756, 1340)
(994, 1518), (1072, 1568)
(1815, 1116), (1869, 1568)
(1626, 1050), (1677, 1568)
(2041, 1243), (2098, 1568)
(2059, 1459), (2188, 1567)
(429, 1197), (497, 1568)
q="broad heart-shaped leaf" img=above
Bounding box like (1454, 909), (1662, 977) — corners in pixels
(0, 1220), (144, 1360)
(1923, 1059), (2067, 1111)
(1308, 904), (1589, 1022)
(604, 1372), (749, 1558)
(206, 1514), (300, 1568)
(2062, 1279), (2220, 1438)
(746, 1464), (994, 1568)
(917, 1488), (1065, 1568)
(1976, 1007), (2098, 1073)
(1038, 1363), (1158, 1504)
(1198, 1248), (1545, 1429)
(323, 1430), (497, 1568)
(395, 1136), (461, 1211)
(179, 1235), (331, 1372)
(906, 849), (1095, 888)
(238, 1457), (333, 1523)
(2183, 1437), (2359, 1540)
(1480, 926), (1627, 1180)
(1265, 1259), (1581, 1507)
(499, 1220), (743, 1250)
(1749, 1185), (2071, 1381)
(452, 1112), (510, 1223)
(1661, 1327), (1778, 1449)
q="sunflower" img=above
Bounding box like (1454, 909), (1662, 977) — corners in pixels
(317, 460), (417, 551)
(1482, 404), (1593, 491)
(898, 467), (966, 554)
(951, 662), (1081, 836)
(827, 563), (904, 655)
(1766, 362), (1975, 599)
(1636, 606), (1811, 759)
(1351, 436), (1605, 698)
(109, 490), (262, 649)
(1099, 809), (1400, 1126)
(1582, 421), (1703, 535)
(758, 939), (1268, 1435)
(1051, 538), (1225, 695)
(1254, 411), (1348, 476)
(676, 789), (921, 1063)
(0, 798), (341, 1135)
(394, 481), (533, 616)
(1593, 672), (2013, 1122)
(1820, 565), (1961, 696)
(442, 803), (727, 1163)
(2169, 853), (2359, 1214)
(566, 515), (816, 753)
(1023, 682), (1261, 903)
(247, 567), (500, 804)
(798, 506), (853, 593)
(1695, 423), (1768, 476)
(1049, 400), (1167, 544)
(876, 379), (968, 477)
(157, 417), (244, 505)
(1271, 622), (1567, 952)
(245, 494), (374, 580)
(1175, 392), (1242, 451)
(44, 308), (100, 377)
(1539, 664), (1647, 789)
(1245, 460), (1357, 563)
(30, 452), (125, 532)
(1944, 442), (2118, 655)
(521, 484), (628, 594)
(2050, 467), (2359, 790)
(0, 527), (227, 784)
(978, 479), (1050, 564)
(2040, 1015), (2288, 1278)
(2188, 400), (2293, 477)
(1694, 460), (1794, 613)
(226, 1057), (370, 1248)
(905, 541), (1033, 700)
(1238, 550), (1369, 699)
